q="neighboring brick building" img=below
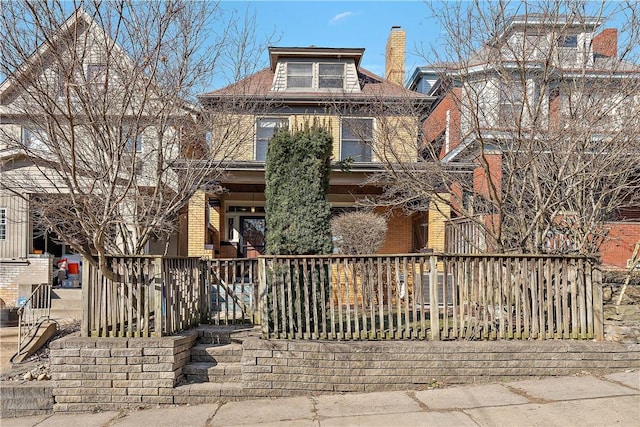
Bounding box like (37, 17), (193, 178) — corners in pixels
(408, 15), (640, 267)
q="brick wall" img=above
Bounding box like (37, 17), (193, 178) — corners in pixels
(0, 256), (52, 306)
(241, 339), (640, 395)
(593, 28), (617, 58)
(187, 191), (207, 258)
(50, 333), (197, 412)
(423, 88), (462, 159)
(0, 383), (53, 418)
(385, 27), (405, 86)
(600, 222), (640, 269)
(428, 198), (450, 252)
(377, 208), (413, 254)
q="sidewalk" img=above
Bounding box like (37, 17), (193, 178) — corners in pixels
(3, 371), (639, 427)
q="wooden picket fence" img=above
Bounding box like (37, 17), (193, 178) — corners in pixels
(82, 257), (257, 337)
(81, 254), (603, 341)
(257, 254), (604, 341)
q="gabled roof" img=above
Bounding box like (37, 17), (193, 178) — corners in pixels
(0, 8), (117, 100)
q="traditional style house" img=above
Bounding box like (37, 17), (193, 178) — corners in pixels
(409, 14), (640, 269)
(0, 8), (190, 305)
(182, 27), (449, 259)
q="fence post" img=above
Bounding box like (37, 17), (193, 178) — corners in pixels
(592, 264), (604, 341)
(81, 257), (90, 337)
(429, 255), (440, 341)
(152, 257), (164, 337)
(257, 257), (268, 337)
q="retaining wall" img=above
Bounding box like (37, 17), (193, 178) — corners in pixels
(0, 382), (53, 418)
(49, 332), (197, 413)
(241, 339), (640, 395)
(7, 334), (639, 415)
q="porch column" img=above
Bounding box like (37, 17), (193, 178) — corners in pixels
(428, 196), (451, 253)
(187, 190), (208, 258)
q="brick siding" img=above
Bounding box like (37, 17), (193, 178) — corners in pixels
(0, 256), (52, 306)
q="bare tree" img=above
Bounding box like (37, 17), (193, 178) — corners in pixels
(373, 0), (640, 255)
(0, 1), (271, 273)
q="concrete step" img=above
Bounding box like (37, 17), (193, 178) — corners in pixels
(190, 343), (243, 363)
(183, 362), (242, 383)
(173, 382), (254, 404)
(196, 324), (258, 344)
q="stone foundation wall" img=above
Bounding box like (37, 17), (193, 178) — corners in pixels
(241, 339), (640, 395)
(50, 332), (197, 412)
(0, 383), (53, 418)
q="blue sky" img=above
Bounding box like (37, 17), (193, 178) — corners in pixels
(221, 1), (442, 84)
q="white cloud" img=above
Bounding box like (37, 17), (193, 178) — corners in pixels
(329, 12), (353, 26)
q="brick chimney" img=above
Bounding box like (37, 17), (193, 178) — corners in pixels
(592, 28), (617, 58)
(385, 26), (406, 86)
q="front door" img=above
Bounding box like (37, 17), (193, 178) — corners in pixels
(240, 216), (266, 258)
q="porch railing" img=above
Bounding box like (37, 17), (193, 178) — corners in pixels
(258, 254), (604, 341)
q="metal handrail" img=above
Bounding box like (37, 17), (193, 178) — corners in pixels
(16, 283), (52, 359)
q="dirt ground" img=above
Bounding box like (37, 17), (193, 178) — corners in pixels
(0, 326), (19, 372)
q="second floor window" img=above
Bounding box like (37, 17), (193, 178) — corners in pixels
(256, 117), (288, 161)
(341, 118), (373, 162)
(121, 126), (142, 152)
(498, 80), (525, 125)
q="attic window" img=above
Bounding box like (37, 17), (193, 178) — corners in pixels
(318, 64), (344, 88)
(287, 63), (313, 88)
(284, 62), (346, 90)
(557, 35), (578, 48)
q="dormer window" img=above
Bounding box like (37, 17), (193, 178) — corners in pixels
(287, 63), (313, 88)
(284, 62), (345, 90)
(318, 64), (344, 88)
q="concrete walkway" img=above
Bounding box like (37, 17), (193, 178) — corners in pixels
(3, 371), (639, 427)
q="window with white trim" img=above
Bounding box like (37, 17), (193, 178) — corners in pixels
(22, 127), (49, 151)
(557, 35), (578, 48)
(285, 62), (345, 90)
(498, 80), (525, 125)
(121, 126), (143, 152)
(341, 118), (373, 162)
(286, 63), (313, 88)
(86, 63), (108, 94)
(318, 63), (345, 89)
(0, 208), (6, 240)
(256, 117), (288, 161)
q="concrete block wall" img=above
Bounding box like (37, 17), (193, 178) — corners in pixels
(0, 383), (53, 418)
(241, 339), (640, 395)
(50, 333), (197, 412)
(0, 256), (52, 306)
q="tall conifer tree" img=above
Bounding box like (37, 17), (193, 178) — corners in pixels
(265, 123), (333, 255)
